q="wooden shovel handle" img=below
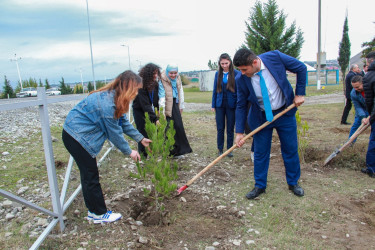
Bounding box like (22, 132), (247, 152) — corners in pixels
(185, 103), (296, 186)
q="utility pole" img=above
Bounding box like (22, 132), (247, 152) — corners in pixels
(10, 54), (23, 89)
(121, 44), (131, 70)
(85, 0), (96, 90)
(317, 0), (321, 90)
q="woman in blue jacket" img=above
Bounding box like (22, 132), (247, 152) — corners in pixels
(211, 53), (240, 157)
(62, 70), (151, 224)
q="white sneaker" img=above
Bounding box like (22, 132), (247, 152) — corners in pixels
(87, 211), (122, 224)
(251, 152), (254, 163)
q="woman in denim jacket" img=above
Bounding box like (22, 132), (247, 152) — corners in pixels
(62, 70), (151, 223)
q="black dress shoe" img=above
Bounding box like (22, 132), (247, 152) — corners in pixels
(227, 152), (233, 158)
(246, 187), (266, 199)
(218, 150), (223, 156)
(341, 121), (351, 125)
(361, 168), (375, 178)
(288, 184), (304, 197)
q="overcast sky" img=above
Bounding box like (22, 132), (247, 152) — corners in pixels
(1, 0), (374, 86)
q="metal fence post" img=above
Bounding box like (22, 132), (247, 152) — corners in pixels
(37, 87), (64, 231)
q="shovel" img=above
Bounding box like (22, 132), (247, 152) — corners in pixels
(177, 103), (296, 195)
(323, 122), (370, 166)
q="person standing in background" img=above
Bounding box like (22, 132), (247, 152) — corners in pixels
(341, 64), (361, 125)
(159, 64), (192, 158)
(211, 53), (241, 157)
(133, 63), (161, 158)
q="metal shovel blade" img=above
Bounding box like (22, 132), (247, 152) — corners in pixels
(323, 149), (339, 166)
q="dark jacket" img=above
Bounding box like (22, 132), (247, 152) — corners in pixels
(345, 70), (358, 99)
(212, 69), (241, 109)
(363, 61), (375, 124)
(132, 86), (159, 123)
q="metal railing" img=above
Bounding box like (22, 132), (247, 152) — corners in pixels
(0, 88), (115, 249)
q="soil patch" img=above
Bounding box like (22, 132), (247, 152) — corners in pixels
(113, 189), (240, 249)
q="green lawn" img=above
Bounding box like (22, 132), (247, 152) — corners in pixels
(183, 83), (343, 104)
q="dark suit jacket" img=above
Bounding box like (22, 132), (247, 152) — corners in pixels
(235, 50), (307, 133)
(211, 70), (241, 109)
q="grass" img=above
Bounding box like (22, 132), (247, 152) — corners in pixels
(183, 82), (343, 104)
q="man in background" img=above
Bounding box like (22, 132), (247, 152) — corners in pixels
(348, 75), (368, 144)
(341, 64), (361, 125)
(362, 51), (375, 178)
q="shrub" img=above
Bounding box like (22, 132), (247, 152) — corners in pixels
(296, 110), (309, 163)
(131, 109), (178, 212)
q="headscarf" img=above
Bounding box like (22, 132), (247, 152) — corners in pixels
(165, 64), (179, 100)
(166, 64), (178, 83)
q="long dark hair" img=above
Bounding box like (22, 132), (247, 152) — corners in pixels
(139, 63), (161, 92)
(216, 53), (235, 93)
(90, 70), (142, 118)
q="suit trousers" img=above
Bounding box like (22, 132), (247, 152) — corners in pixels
(366, 122), (375, 173)
(62, 130), (107, 215)
(253, 110), (301, 189)
(215, 106), (235, 151)
(341, 98), (352, 123)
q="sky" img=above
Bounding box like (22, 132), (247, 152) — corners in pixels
(1, 0), (374, 87)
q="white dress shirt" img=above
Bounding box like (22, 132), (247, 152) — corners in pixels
(251, 58), (286, 111)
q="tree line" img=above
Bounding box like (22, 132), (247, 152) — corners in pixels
(1, 75), (107, 99)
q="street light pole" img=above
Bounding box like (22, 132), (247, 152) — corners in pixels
(317, 0), (321, 90)
(85, 0), (96, 90)
(121, 44), (131, 70)
(10, 54), (23, 89)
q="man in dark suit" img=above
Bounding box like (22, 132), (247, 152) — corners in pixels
(233, 48), (306, 199)
(341, 64), (361, 125)
(362, 51), (375, 178)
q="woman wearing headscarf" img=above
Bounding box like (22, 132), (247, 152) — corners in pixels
(158, 64), (192, 158)
(62, 70), (151, 223)
(211, 53), (241, 157)
(132, 63), (161, 157)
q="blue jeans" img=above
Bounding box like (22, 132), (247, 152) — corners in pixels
(366, 122), (375, 173)
(215, 107), (235, 151)
(348, 116), (363, 143)
(253, 111), (300, 189)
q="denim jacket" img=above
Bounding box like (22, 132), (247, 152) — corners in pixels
(63, 91), (144, 158)
(350, 89), (369, 119)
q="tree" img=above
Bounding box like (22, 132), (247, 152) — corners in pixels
(59, 77), (72, 95)
(38, 78), (43, 87)
(87, 82), (94, 92)
(361, 35), (375, 60)
(45, 79), (51, 89)
(73, 84), (84, 94)
(2, 75), (15, 98)
(243, 0), (304, 58)
(337, 16), (351, 83)
(208, 59), (218, 70)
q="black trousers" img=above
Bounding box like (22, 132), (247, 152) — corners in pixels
(62, 130), (107, 215)
(341, 98), (352, 123)
(133, 108), (149, 158)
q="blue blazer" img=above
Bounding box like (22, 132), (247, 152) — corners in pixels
(212, 69), (241, 109)
(235, 50), (307, 133)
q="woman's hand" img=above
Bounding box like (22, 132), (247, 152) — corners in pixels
(141, 138), (152, 147)
(211, 108), (215, 112)
(130, 150), (141, 161)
